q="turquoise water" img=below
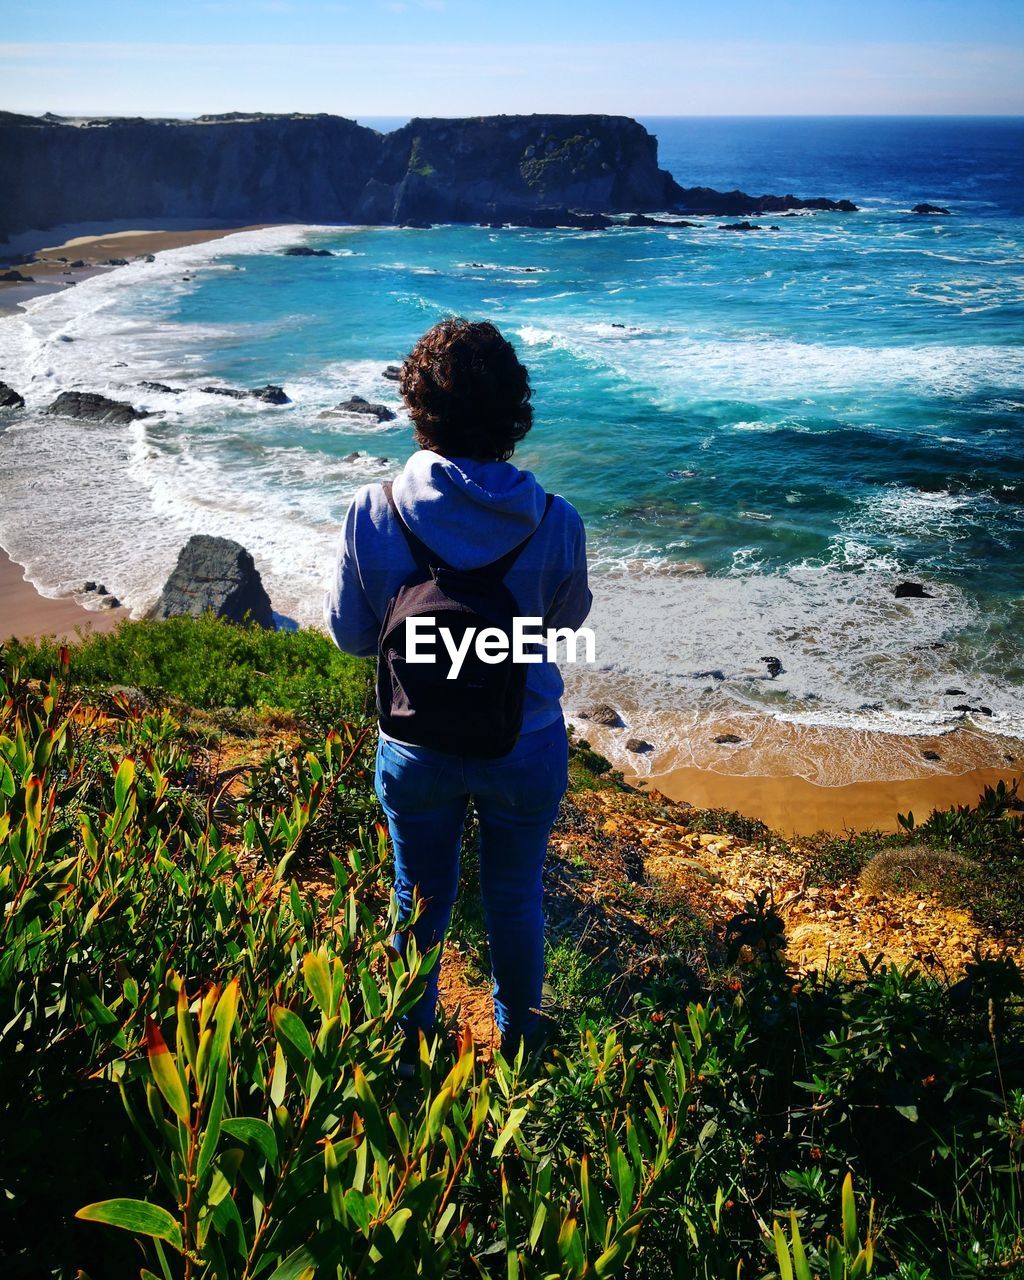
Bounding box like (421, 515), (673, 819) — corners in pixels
(1, 118), (1022, 780)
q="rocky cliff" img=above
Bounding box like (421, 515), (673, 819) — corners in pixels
(0, 110), (855, 237)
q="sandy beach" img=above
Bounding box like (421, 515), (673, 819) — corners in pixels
(0, 224), (268, 315)
(640, 759), (1021, 836)
(0, 548), (125, 643)
(1, 224), (264, 635)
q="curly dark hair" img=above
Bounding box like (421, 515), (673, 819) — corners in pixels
(399, 317), (533, 462)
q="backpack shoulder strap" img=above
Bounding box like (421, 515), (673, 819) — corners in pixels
(484, 491), (556, 581)
(381, 480), (453, 573)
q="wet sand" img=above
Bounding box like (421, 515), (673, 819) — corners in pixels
(0, 549), (125, 643)
(639, 761), (1021, 836)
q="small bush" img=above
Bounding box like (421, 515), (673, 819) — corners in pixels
(5, 615), (374, 715)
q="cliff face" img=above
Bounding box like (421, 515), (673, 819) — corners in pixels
(360, 114), (675, 223)
(0, 110), (854, 237)
(0, 112), (381, 235)
(0, 111), (678, 236)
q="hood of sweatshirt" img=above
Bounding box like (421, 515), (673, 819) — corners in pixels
(389, 448), (548, 569)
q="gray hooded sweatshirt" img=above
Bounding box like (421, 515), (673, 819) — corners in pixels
(324, 448), (592, 736)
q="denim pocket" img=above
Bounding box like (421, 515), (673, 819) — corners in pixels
(375, 738), (445, 813)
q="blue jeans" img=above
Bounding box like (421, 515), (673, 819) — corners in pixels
(374, 716), (569, 1049)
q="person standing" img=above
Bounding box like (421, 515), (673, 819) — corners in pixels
(325, 317), (591, 1060)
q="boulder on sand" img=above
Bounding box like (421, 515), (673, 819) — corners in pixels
(149, 535), (275, 628)
(578, 702), (624, 728)
(0, 381), (25, 409)
(46, 391), (147, 425)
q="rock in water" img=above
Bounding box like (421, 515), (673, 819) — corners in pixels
(578, 702), (624, 727)
(149, 535), (275, 628)
(625, 737), (654, 753)
(319, 396), (396, 422)
(46, 391), (146, 424)
(249, 384), (290, 404)
(283, 245), (334, 256)
(894, 581), (933, 599)
(911, 203), (951, 215)
(0, 381), (25, 409)
(382, 365), (403, 381)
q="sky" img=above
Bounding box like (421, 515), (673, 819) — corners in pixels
(2, 0), (1023, 118)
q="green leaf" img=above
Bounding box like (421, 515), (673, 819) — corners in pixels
(492, 1105), (528, 1159)
(221, 1117), (279, 1166)
(272, 1006), (315, 1062)
(267, 1245), (318, 1280)
(302, 951), (333, 1014)
(842, 1173), (859, 1257)
(773, 1220), (794, 1280)
(789, 1212), (812, 1280)
(114, 757), (136, 809)
(145, 1019), (190, 1124)
(76, 1199), (183, 1251)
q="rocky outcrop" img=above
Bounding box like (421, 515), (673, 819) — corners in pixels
(283, 245), (334, 256)
(912, 203), (951, 215)
(46, 391), (146, 424)
(319, 396), (396, 422)
(0, 268), (33, 281)
(200, 384), (291, 404)
(0, 381), (24, 409)
(671, 186), (856, 216)
(149, 534), (274, 627)
(894, 581), (933, 599)
(0, 110), (857, 235)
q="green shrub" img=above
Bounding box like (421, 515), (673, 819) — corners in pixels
(2, 648), (1023, 1277)
(4, 615), (374, 715)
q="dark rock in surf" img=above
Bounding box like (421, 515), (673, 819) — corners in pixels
(625, 737), (654, 753)
(912, 203), (951, 215)
(138, 381), (181, 394)
(894, 581), (933, 599)
(201, 385), (247, 399)
(283, 245), (334, 256)
(719, 221), (763, 231)
(69, 259), (87, 267)
(714, 733), (743, 745)
(319, 396), (396, 423)
(578, 702), (624, 728)
(149, 534), (274, 628)
(761, 655), (783, 678)
(0, 269), (33, 281)
(250, 384), (290, 404)
(922, 750), (942, 761)
(46, 390), (147, 425)
(0, 381), (25, 409)
(104, 257), (129, 266)
(622, 212), (697, 227)
(382, 365), (403, 381)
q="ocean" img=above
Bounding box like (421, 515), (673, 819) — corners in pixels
(1, 117), (1022, 783)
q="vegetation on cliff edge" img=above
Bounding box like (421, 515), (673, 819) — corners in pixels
(1, 619), (1023, 1279)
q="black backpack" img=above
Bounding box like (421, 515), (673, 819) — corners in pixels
(376, 481), (554, 757)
